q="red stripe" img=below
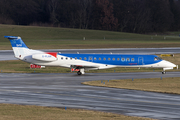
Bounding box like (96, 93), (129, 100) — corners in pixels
(46, 52), (57, 58)
(129, 63), (137, 65)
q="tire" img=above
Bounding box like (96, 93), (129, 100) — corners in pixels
(77, 71), (82, 75)
(162, 71), (166, 74)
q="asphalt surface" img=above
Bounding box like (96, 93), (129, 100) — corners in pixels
(1, 47), (180, 61)
(0, 50), (16, 61)
(0, 72), (180, 120)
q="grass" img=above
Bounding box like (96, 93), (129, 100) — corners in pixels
(1, 24), (180, 49)
(82, 77), (180, 94)
(0, 60), (70, 73)
(0, 54), (179, 73)
(0, 104), (156, 120)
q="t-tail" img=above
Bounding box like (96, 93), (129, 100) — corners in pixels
(4, 36), (43, 60)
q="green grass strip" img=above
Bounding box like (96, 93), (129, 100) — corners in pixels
(1, 24), (180, 49)
(0, 104), (155, 120)
(82, 77), (180, 94)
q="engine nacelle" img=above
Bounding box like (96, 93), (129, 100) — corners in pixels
(32, 53), (57, 62)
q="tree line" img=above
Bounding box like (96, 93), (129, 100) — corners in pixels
(0, 0), (180, 33)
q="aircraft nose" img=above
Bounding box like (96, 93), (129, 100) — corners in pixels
(161, 60), (176, 68)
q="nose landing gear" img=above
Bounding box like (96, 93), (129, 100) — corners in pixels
(162, 67), (175, 74)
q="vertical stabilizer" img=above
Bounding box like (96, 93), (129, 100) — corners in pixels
(4, 36), (30, 59)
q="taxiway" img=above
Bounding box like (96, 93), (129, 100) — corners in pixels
(0, 72), (180, 120)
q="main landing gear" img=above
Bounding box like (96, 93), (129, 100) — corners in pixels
(162, 71), (166, 74)
(77, 71), (82, 75)
(77, 69), (85, 75)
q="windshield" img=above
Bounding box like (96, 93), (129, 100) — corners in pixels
(154, 57), (162, 61)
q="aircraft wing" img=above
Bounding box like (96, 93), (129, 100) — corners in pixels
(70, 64), (99, 69)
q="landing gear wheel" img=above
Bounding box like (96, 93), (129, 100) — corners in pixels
(77, 71), (82, 75)
(162, 71), (166, 74)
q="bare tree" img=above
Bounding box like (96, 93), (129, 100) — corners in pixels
(76, 0), (93, 29)
(96, 0), (118, 31)
(1, 0), (180, 33)
(48, 0), (59, 25)
(131, 0), (151, 33)
(0, 0), (14, 24)
(148, 0), (173, 32)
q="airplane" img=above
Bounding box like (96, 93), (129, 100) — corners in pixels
(4, 36), (177, 75)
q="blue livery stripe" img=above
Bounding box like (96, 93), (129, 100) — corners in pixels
(58, 53), (162, 66)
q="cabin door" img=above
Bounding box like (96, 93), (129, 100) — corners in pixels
(138, 57), (143, 65)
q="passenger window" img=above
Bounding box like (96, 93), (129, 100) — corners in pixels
(99, 58), (101, 60)
(79, 57), (82, 60)
(66, 57), (68, 60)
(75, 57), (77, 60)
(61, 57), (63, 60)
(84, 57), (87, 60)
(131, 58), (134, 62)
(108, 58), (111, 60)
(126, 58), (130, 61)
(113, 58), (115, 61)
(104, 58), (106, 60)
(117, 58), (120, 61)
(121, 58), (125, 62)
(94, 57), (97, 60)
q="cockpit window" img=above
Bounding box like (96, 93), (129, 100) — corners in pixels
(154, 57), (162, 61)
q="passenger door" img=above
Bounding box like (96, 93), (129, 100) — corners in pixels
(138, 57), (143, 65)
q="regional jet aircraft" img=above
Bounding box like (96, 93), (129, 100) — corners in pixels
(5, 36), (177, 75)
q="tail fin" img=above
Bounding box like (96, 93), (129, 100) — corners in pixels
(4, 36), (30, 59)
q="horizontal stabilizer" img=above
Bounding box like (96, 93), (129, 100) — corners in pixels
(4, 36), (20, 39)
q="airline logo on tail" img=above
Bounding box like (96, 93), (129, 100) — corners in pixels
(4, 36), (28, 48)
